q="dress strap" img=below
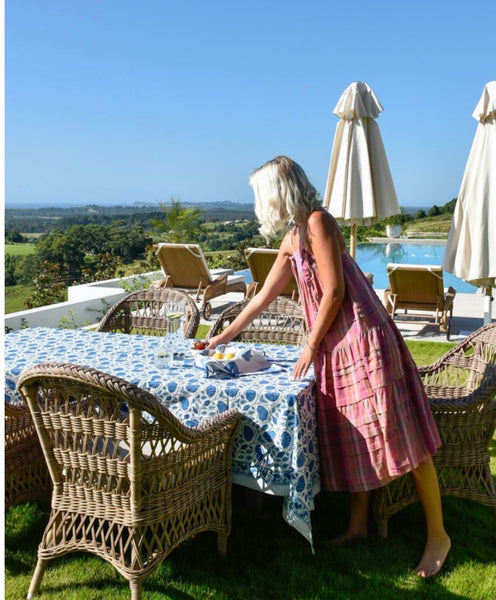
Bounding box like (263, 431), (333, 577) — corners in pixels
(289, 225), (298, 254)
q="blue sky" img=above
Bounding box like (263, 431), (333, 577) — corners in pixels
(5, 0), (496, 209)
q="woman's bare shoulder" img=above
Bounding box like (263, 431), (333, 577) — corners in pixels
(308, 209), (337, 233)
(307, 210), (345, 249)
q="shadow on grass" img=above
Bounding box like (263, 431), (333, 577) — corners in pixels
(5, 488), (496, 600)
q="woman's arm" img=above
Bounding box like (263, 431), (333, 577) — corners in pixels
(206, 236), (294, 348)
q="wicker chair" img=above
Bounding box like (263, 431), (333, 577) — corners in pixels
(206, 297), (309, 346)
(97, 287), (200, 338)
(374, 322), (496, 537)
(5, 401), (52, 511)
(18, 362), (241, 600)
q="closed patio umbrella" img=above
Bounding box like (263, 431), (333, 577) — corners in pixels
(323, 81), (400, 258)
(442, 81), (496, 325)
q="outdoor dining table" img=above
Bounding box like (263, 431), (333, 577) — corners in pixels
(4, 326), (320, 548)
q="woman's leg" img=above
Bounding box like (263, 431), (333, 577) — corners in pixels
(331, 490), (370, 544)
(410, 456), (451, 577)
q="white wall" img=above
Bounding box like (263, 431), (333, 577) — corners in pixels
(4, 271), (162, 331)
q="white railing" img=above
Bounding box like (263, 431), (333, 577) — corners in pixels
(5, 271), (162, 332)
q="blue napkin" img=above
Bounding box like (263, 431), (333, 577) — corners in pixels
(194, 347), (283, 377)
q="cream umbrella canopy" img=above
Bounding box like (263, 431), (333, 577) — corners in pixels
(442, 81), (496, 325)
(323, 81), (400, 258)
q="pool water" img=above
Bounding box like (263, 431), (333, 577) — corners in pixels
(356, 242), (475, 292)
(237, 242), (476, 294)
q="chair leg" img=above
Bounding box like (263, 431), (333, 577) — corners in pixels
(129, 579), (142, 600)
(376, 518), (388, 539)
(27, 558), (48, 599)
(217, 532), (228, 558)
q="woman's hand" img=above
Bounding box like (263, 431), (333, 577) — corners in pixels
(292, 344), (315, 380)
(205, 334), (229, 350)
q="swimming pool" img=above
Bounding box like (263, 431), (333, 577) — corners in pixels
(237, 242), (476, 293)
(356, 242), (475, 292)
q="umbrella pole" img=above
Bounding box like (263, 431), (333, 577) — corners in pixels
(483, 286), (493, 325)
(349, 224), (357, 259)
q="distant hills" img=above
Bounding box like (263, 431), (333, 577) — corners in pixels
(5, 200), (430, 215)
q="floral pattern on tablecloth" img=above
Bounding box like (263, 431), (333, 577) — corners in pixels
(5, 327), (320, 548)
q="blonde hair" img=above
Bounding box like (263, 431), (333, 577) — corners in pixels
(249, 156), (321, 240)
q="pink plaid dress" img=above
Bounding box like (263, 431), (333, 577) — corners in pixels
(291, 245), (441, 492)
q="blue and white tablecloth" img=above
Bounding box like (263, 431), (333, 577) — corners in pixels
(5, 327), (320, 548)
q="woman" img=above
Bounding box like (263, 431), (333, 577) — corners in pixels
(207, 156), (451, 577)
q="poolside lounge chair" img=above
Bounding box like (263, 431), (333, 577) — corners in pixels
(383, 263), (456, 339)
(154, 243), (247, 319)
(244, 247), (299, 300)
(244, 247), (373, 297)
(374, 322), (496, 537)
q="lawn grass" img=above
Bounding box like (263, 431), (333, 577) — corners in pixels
(4, 284), (33, 314)
(4, 343), (495, 600)
(4, 243), (37, 256)
(405, 339), (455, 366)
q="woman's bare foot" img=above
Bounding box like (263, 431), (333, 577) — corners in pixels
(415, 534), (451, 578)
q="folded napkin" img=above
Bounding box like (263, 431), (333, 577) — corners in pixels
(194, 347), (283, 377)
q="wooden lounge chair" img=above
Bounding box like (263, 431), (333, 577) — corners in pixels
(244, 247), (373, 299)
(383, 263), (456, 339)
(18, 362), (241, 600)
(5, 401), (52, 511)
(244, 247), (299, 300)
(207, 297), (308, 346)
(97, 287), (200, 338)
(373, 322), (496, 537)
(154, 243), (247, 319)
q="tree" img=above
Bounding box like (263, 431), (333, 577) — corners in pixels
(151, 198), (204, 243)
(107, 223), (152, 262)
(25, 261), (66, 308)
(36, 230), (85, 283)
(5, 254), (17, 286)
(5, 229), (25, 243)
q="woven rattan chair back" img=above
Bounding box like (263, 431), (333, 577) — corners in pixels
(97, 287), (200, 338)
(206, 297), (308, 346)
(374, 322), (496, 537)
(18, 362), (241, 600)
(5, 401), (52, 510)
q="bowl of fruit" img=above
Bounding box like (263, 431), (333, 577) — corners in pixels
(191, 340), (208, 352)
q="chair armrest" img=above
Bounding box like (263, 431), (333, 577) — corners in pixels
(383, 288), (395, 313)
(444, 286), (456, 310)
(127, 383), (241, 446)
(245, 281), (258, 300)
(153, 275), (169, 289)
(203, 273), (229, 303)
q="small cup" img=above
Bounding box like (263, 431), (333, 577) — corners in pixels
(171, 349), (185, 367)
(155, 350), (172, 369)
